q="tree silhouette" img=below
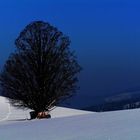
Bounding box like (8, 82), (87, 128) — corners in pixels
(0, 21), (81, 117)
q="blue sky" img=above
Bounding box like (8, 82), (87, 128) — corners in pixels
(1, 0), (140, 107)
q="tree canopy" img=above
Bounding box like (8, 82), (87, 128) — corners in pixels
(0, 21), (81, 113)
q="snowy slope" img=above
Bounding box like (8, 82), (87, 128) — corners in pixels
(0, 96), (93, 121)
(0, 109), (140, 139)
(0, 96), (140, 140)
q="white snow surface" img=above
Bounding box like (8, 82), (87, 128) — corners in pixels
(0, 96), (140, 140)
(0, 96), (93, 121)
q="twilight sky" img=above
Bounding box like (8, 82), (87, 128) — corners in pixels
(1, 0), (140, 107)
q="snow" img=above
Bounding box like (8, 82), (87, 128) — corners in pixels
(0, 96), (140, 140)
(0, 96), (93, 121)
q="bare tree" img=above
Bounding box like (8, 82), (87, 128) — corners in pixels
(0, 21), (81, 118)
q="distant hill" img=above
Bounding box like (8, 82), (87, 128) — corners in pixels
(84, 87), (140, 112)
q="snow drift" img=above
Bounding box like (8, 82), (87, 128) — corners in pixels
(0, 96), (93, 121)
(0, 96), (139, 140)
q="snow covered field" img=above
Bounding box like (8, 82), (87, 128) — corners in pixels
(0, 96), (140, 140)
(0, 96), (93, 122)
